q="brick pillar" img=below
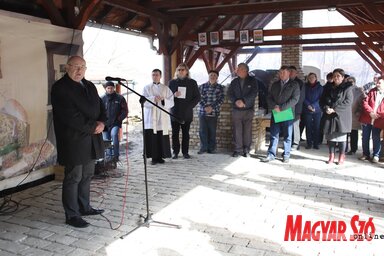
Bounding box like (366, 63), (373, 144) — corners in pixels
(281, 11), (304, 78)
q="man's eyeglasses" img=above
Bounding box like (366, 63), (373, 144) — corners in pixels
(68, 64), (87, 70)
(177, 68), (186, 71)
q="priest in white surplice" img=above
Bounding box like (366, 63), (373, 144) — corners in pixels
(143, 69), (174, 165)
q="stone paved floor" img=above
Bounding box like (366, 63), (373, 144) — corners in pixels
(1, 140), (384, 256)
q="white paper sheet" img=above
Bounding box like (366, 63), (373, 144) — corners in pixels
(178, 87), (186, 99)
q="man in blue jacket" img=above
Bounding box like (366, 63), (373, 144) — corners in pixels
(227, 63), (258, 157)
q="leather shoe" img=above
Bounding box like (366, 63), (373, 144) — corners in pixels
(232, 152), (239, 157)
(81, 208), (104, 216)
(172, 154), (178, 159)
(183, 154), (191, 159)
(197, 150), (206, 154)
(242, 152), (249, 157)
(66, 216), (89, 228)
(157, 158), (165, 164)
(151, 160), (157, 165)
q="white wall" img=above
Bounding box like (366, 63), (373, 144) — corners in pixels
(0, 10), (83, 143)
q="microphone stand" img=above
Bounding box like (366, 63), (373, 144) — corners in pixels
(116, 80), (182, 239)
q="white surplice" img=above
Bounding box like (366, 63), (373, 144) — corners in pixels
(143, 83), (174, 135)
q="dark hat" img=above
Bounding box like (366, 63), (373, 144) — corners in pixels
(104, 81), (115, 88)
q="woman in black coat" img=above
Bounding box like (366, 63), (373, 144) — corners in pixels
(320, 68), (353, 165)
(168, 63), (201, 159)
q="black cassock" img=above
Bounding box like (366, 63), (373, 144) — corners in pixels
(144, 129), (172, 160)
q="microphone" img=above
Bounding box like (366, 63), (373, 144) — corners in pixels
(105, 76), (126, 82)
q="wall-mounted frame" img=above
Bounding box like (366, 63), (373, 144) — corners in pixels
(222, 30), (235, 40)
(240, 30), (249, 44)
(253, 29), (263, 43)
(210, 31), (219, 45)
(198, 32), (207, 46)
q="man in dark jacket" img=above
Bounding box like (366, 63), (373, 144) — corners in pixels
(289, 66), (305, 150)
(227, 63), (258, 157)
(261, 66), (300, 163)
(51, 56), (106, 228)
(101, 81), (128, 161)
(169, 63), (201, 159)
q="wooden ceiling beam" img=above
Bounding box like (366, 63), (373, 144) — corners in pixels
(355, 31), (384, 59)
(213, 51), (221, 68)
(75, 0), (102, 29)
(62, 0), (76, 28)
(338, 8), (373, 24)
(201, 50), (212, 72)
(37, 0), (67, 27)
(166, 0), (384, 17)
(186, 46), (208, 68)
(119, 13), (138, 28)
(363, 3), (384, 25)
(216, 46), (238, 71)
(264, 24), (384, 36)
(150, 17), (169, 55)
(184, 46), (193, 63)
(237, 45), (358, 54)
(354, 47), (381, 73)
(147, 0), (238, 9)
(94, 4), (114, 21)
(104, 0), (169, 20)
(170, 17), (199, 54)
(355, 41), (384, 71)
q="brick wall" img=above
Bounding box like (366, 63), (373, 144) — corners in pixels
(186, 86), (261, 152)
(281, 11), (304, 78)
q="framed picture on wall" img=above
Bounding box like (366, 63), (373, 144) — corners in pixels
(198, 32), (207, 46)
(222, 30), (235, 40)
(210, 31), (219, 45)
(253, 29), (263, 43)
(240, 30), (249, 44)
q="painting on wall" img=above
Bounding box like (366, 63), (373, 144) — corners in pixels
(198, 32), (207, 46)
(240, 30), (249, 44)
(0, 95), (56, 180)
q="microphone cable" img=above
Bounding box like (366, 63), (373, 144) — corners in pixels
(93, 84), (132, 230)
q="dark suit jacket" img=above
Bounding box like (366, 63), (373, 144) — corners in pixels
(227, 76), (258, 110)
(51, 74), (106, 166)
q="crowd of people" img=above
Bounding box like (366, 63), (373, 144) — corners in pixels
(51, 55), (383, 228)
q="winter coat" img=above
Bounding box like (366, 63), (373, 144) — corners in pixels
(101, 92), (128, 129)
(169, 77), (201, 122)
(351, 86), (365, 130)
(320, 82), (353, 135)
(267, 79), (300, 112)
(359, 87), (384, 129)
(293, 77), (305, 115)
(302, 81), (323, 114)
(51, 74), (106, 166)
(227, 75), (258, 111)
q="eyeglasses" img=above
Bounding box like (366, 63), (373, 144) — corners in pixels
(68, 64), (87, 70)
(177, 68), (186, 71)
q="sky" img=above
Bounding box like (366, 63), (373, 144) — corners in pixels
(82, 9), (376, 90)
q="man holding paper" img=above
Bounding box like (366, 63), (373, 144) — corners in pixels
(261, 66), (300, 163)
